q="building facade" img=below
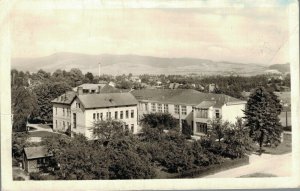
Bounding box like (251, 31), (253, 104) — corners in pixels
(70, 93), (139, 139)
(132, 89), (246, 137)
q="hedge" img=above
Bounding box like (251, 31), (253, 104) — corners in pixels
(172, 156), (249, 178)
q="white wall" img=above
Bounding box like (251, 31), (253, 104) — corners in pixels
(53, 103), (71, 132)
(221, 103), (246, 124)
(84, 105), (138, 139)
(70, 98), (86, 136)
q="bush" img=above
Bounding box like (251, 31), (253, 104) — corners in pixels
(29, 172), (42, 180)
(174, 156), (249, 178)
(13, 176), (25, 181)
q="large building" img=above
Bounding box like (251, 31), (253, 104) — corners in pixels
(131, 89), (246, 137)
(70, 92), (139, 139)
(52, 83), (132, 135)
(53, 87), (246, 139)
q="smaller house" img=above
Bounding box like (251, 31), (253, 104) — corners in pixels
(22, 146), (52, 173)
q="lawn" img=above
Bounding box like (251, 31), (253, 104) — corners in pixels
(253, 133), (292, 155)
(28, 131), (63, 138)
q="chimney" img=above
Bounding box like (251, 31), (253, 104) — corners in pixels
(98, 62), (101, 78)
(98, 85), (101, 94)
(77, 87), (83, 95)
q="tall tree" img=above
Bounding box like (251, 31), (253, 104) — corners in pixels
(244, 87), (283, 154)
(11, 86), (38, 131)
(33, 82), (71, 122)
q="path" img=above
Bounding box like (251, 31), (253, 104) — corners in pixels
(200, 153), (292, 178)
(27, 123), (53, 132)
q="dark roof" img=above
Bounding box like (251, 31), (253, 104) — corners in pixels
(77, 93), (138, 109)
(51, 91), (76, 104)
(24, 146), (52, 160)
(131, 89), (242, 106)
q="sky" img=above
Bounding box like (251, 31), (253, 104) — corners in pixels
(10, 0), (296, 65)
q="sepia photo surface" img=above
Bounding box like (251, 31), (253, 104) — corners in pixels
(1, 0), (299, 190)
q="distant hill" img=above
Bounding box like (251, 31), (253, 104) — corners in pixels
(12, 52), (269, 76)
(268, 63), (290, 74)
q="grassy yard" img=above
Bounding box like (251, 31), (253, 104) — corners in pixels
(28, 131), (63, 138)
(253, 132), (292, 155)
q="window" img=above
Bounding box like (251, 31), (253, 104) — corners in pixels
(67, 122), (70, 127)
(91, 90), (95, 93)
(73, 113), (76, 128)
(131, 110), (134, 118)
(164, 104), (169, 113)
(196, 122), (207, 134)
(37, 158), (44, 165)
(108, 112), (111, 119)
(145, 103), (148, 111)
(55, 120), (57, 128)
(76, 103), (81, 108)
(55, 107), (57, 115)
(63, 121), (65, 129)
(93, 113), (96, 120)
(197, 108), (208, 118)
(97, 113), (99, 120)
(100, 113), (103, 121)
(215, 110), (220, 118)
(181, 106), (187, 115)
(131, 124), (134, 132)
(115, 111), (118, 119)
(158, 104), (162, 112)
(175, 105), (180, 114)
(126, 110), (129, 118)
(63, 108), (65, 116)
(120, 111), (123, 119)
(125, 124), (129, 131)
(151, 103), (156, 112)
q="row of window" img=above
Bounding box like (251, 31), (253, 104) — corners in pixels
(144, 103), (187, 115)
(195, 109), (220, 119)
(54, 107), (71, 117)
(55, 120), (70, 130)
(93, 110), (135, 120)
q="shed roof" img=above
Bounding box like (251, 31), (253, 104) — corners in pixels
(24, 146), (52, 160)
(77, 92), (138, 109)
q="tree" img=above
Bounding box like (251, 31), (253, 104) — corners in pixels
(92, 119), (127, 143)
(33, 82), (71, 122)
(69, 68), (84, 87)
(208, 118), (230, 144)
(244, 87), (283, 154)
(140, 113), (179, 133)
(11, 86), (38, 131)
(223, 118), (253, 158)
(84, 72), (94, 83)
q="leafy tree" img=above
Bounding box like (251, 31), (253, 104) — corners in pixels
(92, 119), (126, 143)
(69, 68), (84, 87)
(244, 87), (283, 154)
(207, 118), (230, 145)
(33, 82), (71, 122)
(223, 118), (253, 158)
(11, 86), (38, 131)
(84, 72), (94, 83)
(140, 113), (179, 133)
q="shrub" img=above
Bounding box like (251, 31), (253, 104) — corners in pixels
(29, 172), (42, 180)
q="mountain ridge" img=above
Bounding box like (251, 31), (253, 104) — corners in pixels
(12, 52), (286, 76)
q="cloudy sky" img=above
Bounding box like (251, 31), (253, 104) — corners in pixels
(10, 0), (295, 65)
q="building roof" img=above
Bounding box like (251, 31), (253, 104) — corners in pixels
(131, 89), (242, 106)
(73, 83), (106, 92)
(24, 146), (52, 160)
(77, 93), (138, 109)
(196, 101), (217, 108)
(51, 91), (77, 104)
